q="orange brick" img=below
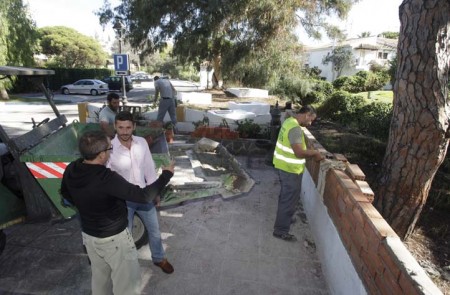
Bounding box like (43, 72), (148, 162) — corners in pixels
(398, 272), (421, 295)
(323, 185), (337, 205)
(324, 171), (341, 195)
(346, 163), (366, 180)
(360, 246), (385, 279)
(359, 202), (384, 220)
(351, 204), (367, 228)
(338, 210), (355, 233)
(363, 223), (382, 254)
(361, 266), (381, 295)
(323, 192), (336, 212)
(353, 221), (369, 253)
(374, 273), (392, 295)
(333, 153), (348, 162)
(349, 188), (372, 204)
(326, 202), (341, 224)
(339, 228), (353, 251)
(378, 243), (402, 281)
(337, 192), (355, 216)
(374, 270), (403, 295)
(347, 238), (362, 267)
(355, 180), (375, 201)
(334, 169), (359, 190)
(365, 216), (398, 239)
(383, 266), (403, 292)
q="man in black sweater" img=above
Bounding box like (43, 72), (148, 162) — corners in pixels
(61, 130), (174, 295)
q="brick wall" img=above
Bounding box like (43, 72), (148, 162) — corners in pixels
(302, 129), (442, 295)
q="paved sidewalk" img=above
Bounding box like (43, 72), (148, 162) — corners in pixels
(0, 155), (329, 295)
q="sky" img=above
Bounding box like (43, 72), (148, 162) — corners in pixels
(26, 0), (118, 41)
(26, 0), (403, 46)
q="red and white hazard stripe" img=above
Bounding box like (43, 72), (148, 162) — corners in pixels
(26, 162), (69, 179)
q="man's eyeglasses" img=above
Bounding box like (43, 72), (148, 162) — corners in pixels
(104, 145), (113, 152)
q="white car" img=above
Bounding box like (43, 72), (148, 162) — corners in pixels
(61, 79), (109, 96)
(130, 74), (151, 81)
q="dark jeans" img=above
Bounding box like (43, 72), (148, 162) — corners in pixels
(274, 170), (303, 235)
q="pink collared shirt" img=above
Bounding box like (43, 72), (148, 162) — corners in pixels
(107, 135), (157, 188)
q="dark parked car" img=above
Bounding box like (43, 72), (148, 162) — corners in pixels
(102, 76), (134, 92)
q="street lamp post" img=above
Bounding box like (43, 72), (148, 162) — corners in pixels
(113, 17), (128, 104)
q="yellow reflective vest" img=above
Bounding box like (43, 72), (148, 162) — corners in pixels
(273, 117), (306, 174)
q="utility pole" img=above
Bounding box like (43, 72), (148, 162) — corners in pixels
(113, 17), (128, 104)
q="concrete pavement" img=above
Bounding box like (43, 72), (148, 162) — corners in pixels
(0, 154), (329, 294)
(0, 91), (330, 294)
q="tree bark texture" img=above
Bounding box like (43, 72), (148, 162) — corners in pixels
(375, 0), (450, 239)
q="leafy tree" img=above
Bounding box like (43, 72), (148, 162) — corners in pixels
(378, 31), (400, 39)
(38, 26), (108, 68)
(0, 0), (37, 66)
(223, 30), (302, 88)
(357, 31), (371, 38)
(303, 66), (323, 80)
(375, 0), (450, 239)
(0, 0), (38, 99)
(322, 45), (355, 78)
(387, 55), (397, 86)
(97, 0), (358, 87)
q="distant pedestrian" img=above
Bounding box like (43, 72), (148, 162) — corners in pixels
(61, 130), (174, 295)
(99, 92), (120, 137)
(272, 105), (324, 241)
(153, 76), (177, 127)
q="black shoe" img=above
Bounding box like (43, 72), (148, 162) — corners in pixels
(273, 232), (297, 241)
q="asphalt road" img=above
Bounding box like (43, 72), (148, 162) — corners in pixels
(1, 80), (202, 138)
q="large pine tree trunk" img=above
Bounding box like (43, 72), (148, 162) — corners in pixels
(375, 0), (450, 240)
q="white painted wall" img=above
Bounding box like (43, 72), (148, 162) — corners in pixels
(228, 101), (270, 115)
(307, 49), (335, 81)
(226, 88), (269, 98)
(301, 170), (367, 295)
(199, 65), (214, 89)
(178, 92), (212, 105)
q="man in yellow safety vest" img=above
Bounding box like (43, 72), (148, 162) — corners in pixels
(272, 105), (324, 241)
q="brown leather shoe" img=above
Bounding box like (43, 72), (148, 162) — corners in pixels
(154, 258), (174, 274)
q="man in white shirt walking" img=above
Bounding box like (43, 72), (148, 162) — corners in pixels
(107, 111), (174, 274)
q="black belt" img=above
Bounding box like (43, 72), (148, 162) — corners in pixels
(162, 97), (171, 99)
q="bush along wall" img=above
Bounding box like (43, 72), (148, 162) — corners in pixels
(317, 91), (393, 141)
(332, 71), (389, 93)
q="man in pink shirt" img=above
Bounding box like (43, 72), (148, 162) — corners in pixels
(107, 111), (174, 274)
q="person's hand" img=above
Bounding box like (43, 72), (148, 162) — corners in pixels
(314, 152), (325, 162)
(153, 195), (161, 208)
(161, 159), (175, 173)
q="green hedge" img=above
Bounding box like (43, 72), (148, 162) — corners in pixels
(318, 90), (365, 123)
(11, 67), (113, 93)
(332, 71), (389, 93)
(317, 90), (393, 140)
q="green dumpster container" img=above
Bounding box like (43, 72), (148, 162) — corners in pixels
(0, 183), (26, 229)
(20, 122), (170, 219)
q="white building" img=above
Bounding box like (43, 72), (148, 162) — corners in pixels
(303, 36), (398, 82)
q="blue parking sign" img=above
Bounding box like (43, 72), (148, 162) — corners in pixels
(113, 54), (129, 72)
